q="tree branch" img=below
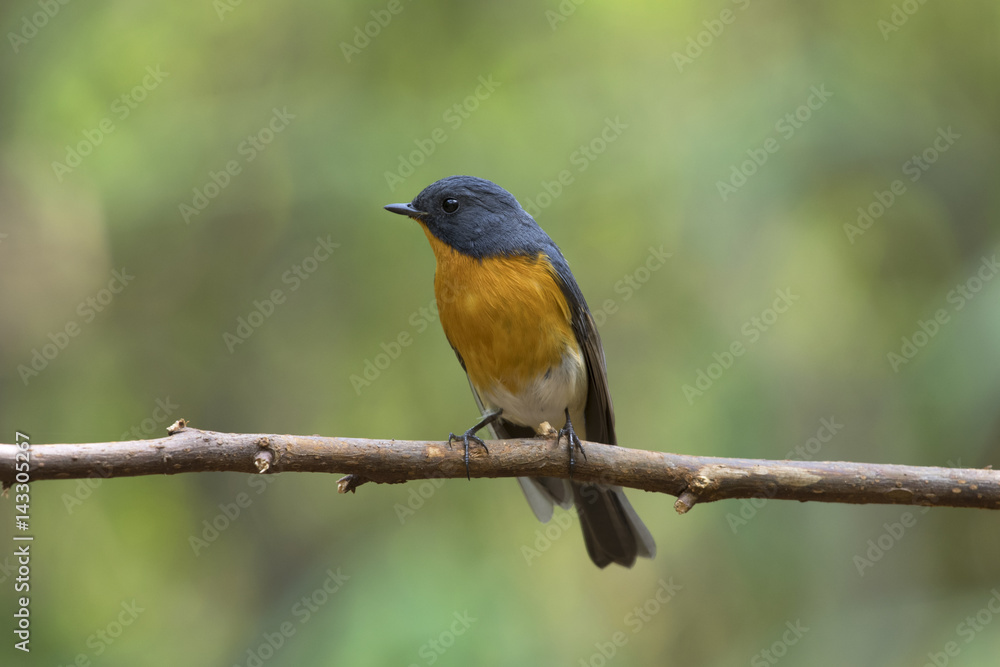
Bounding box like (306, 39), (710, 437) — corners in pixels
(2, 425), (997, 514)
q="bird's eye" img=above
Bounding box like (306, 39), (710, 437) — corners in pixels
(442, 198), (460, 213)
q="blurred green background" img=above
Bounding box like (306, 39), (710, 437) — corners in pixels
(2, 0), (999, 665)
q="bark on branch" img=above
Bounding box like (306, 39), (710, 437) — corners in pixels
(2, 425), (997, 514)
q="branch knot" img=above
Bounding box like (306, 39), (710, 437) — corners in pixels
(253, 437), (276, 473)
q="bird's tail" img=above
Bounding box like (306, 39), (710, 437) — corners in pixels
(518, 477), (656, 568)
(573, 482), (656, 568)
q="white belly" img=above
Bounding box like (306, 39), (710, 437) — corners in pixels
(478, 347), (589, 436)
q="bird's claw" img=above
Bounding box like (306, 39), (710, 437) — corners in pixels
(557, 410), (586, 476)
(448, 430), (489, 480)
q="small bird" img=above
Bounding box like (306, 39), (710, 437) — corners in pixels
(385, 176), (655, 568)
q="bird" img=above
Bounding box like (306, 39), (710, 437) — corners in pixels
(384, 175), (655, 568)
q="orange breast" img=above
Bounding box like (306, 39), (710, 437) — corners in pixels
(420, 224), (577, 395)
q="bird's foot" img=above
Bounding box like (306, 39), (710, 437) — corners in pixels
(447, 409), (502, 480)
(557, 408), (586, 477)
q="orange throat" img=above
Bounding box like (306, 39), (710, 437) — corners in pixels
(419, 223), (578, 398)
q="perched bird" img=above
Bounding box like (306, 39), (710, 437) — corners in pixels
(385, 176), (655, 568)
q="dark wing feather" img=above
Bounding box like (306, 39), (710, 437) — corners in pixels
(546, 248), (616, 445)
(547, 248), (657, 567)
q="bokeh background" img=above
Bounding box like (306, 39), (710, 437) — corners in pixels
(2, 1), (999, 665)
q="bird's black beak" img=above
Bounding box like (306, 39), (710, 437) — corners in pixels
(384, 202), (426, 219)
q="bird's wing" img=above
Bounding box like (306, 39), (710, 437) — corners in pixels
(548, 252), (617, 446)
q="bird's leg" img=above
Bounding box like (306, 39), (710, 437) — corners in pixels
(448, 409), (502, 480)
(557, 408), (586, 476)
